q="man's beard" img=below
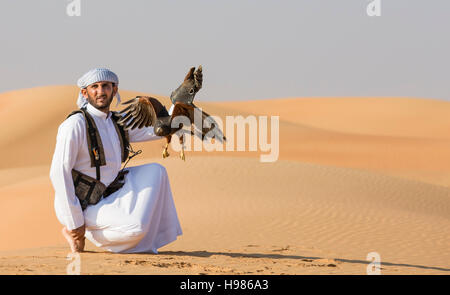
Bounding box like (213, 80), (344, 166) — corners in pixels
(87, 93), (114, 111)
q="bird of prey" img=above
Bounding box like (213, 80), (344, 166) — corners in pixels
(117, 65), (226, 160)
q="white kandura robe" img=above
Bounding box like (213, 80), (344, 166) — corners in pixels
(49, 103), (182, 253)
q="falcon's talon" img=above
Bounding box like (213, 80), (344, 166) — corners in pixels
(162, 144), (170, 158)
(162, 149), (170, 158)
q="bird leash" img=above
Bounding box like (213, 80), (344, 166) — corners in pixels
(121, 144), (142, 173)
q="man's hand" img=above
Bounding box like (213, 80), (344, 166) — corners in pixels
(62, 225), (86, 253)
(68, 224), (85, 240)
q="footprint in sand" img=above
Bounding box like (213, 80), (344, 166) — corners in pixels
(123, 260), (149, 266)
(150, 261), (193, 268)
(272, 245), (290, 252)
(152, 262), (171, 268)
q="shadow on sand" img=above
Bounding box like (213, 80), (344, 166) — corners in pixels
(156, 250), (450, 272)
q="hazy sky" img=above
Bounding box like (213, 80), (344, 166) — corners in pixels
(0, 0), (449, 101)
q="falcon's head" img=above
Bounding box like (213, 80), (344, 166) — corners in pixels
(170, 65), (203, 105)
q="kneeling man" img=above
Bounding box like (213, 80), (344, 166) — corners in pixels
(50, 68), (182, 253)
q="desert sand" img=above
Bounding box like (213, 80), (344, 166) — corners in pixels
(0, 86), (449, 274)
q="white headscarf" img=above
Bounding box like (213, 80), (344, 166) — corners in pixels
(76, 68), (121, 108)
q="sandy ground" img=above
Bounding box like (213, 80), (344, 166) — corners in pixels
(0, 86), (449, 275)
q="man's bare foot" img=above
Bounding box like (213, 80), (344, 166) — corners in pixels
(62, 227), (85, 253)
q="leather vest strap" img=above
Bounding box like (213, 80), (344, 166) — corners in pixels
(110, 111), (130, 162)
(66, 108), (130, 180)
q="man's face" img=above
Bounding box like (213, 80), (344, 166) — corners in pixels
(82, 81), (117, 111)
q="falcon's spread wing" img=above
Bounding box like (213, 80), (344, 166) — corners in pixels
(117, 96), (168, 130)
(170, 102), (195, 121)
(171, 102), (226, 143)
(196, 105), (226, 143)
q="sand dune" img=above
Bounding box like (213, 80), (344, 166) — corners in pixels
(0, 86), (449, 274)
(214, 97), (450, 139)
